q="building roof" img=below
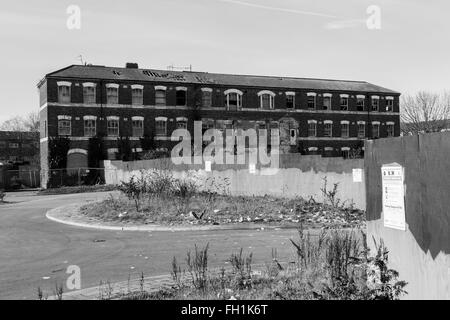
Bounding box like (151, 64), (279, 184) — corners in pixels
(0, 131), (39, 139)
(45, 65), (400, 95)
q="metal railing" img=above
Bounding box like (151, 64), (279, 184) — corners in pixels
(2, 170), (40, 190)
(44, 168), (109, 189)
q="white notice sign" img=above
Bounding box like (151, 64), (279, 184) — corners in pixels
(249, 163), (256, 174)
(205, 161), (212, 172)
(353, 168), (363, 182)
(381, 163), (406, 231)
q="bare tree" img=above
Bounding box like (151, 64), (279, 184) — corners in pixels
(401, 91), (450, 134)
(0, 111), (39, 132)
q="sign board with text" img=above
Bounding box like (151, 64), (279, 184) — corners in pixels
(381, 163), (406, 231)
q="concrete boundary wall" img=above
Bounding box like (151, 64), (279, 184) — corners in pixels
(365, 132), (450, 300)
(103, 154), (366, 210)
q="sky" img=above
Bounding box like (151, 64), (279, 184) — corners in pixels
(0, 0), (449, 122)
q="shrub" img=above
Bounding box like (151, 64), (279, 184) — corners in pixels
(229, 249), (253, 290)
(320, 177), (341, 208)
(172, 178), (198, 199)
(365, 238), (408, 300)
(118, 174), (147, 211)
(186, 244), (209, 291)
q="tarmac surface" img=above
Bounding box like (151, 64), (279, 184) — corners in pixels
(0, 191), (302, 300)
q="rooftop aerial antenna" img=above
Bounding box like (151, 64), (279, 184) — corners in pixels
(167, 63), (192, 72)
(77, 54), (86, 65)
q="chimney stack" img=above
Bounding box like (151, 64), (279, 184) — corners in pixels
(126, 62), (139, 69)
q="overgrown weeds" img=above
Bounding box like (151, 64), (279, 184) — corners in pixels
(118, 230), (406, 301)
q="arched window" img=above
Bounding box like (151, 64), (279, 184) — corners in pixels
(131, 116), (144, 137)
(57, 81), (71, 103)
(357, 121), (366, 138)
(371, 96), (380, 111)
(107, 116), (120, 137)
(106, 83), (119, 104)
(83, 116), (97, 137)
(257, 90), (275, 109)
(155, 86), (167, 106)
(371, 121), (380, 138)
(131, 85), (144, 105)
(155, 117), (168, 136)
(357, 95), (365, 111)
(324, 120), (333, 137)
(386, 121), (395, 137)
(308, 120), (317, 137)
(57, 115), (72, 136)
(323, 93), (332, 110)
(83, 83), (96, 104)
(340, 120), (350, 138)
(340, 94), (349, 111)
(176, 87), (187, 106)
(224, 89), (243, 110)
(286, 92), (295, 109)
(201, 88), (213, 108)
(307, 92), (316, 109)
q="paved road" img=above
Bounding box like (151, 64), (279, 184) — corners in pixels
(0, 191), (302, 300)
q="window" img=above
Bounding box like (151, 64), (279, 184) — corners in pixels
(106, 84), (119, 104)
(258, 91), (275, 109)
(341, 147), (350, 159)
(371, 96), (379, 111)
(372, 122), (380, 138)
(155, 86), (167, 106)
(202, 88), (212, 108)
(261, 94), (272, 109)
(176, 87), (187, 106)
(307, 93), (316, 109)
(58, 116), (71, 136)
(323, 94), (332, 110)
(357, 95), (365, 111)
(341, 121), (349, 138)
(155, 117), (167, 136)
(132, 117), (144, 137)
(131, 85), (144, 105)
(308, 120), (317, 137)
(286, 92), (295, 109)
(9, 143), (19, 149)
(386, 97), (394, 112)
(340, 94), (349, 111)
(57, 82), (71, 103)
(83, 83), (96, 104)
(387, 122), (395, 137)
(84, 116), (97, 137)
(357, 122), (366, 138)
(225, 89), (243, 109)
(176, 117), (188, 129)
(324, 121), (333, 137)
(107, 117), (120, 137)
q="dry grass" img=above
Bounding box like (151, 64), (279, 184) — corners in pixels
(79, 192), (365, 229)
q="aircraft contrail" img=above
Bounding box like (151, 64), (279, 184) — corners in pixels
(217, 0), (340, 19)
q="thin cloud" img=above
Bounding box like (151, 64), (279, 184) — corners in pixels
(217, 0), (339, 19)
(324, 19), (366, 30)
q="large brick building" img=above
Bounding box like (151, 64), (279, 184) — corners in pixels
(38, 63), (400, 186)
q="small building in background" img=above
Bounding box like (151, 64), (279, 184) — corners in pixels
(0, 131), (40, 190)
(0, 131), (40, 166)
